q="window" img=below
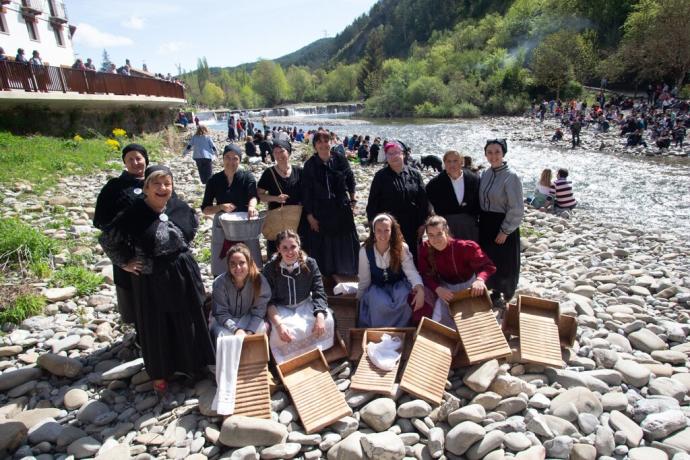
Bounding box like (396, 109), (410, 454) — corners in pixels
(26, 19), (39, 41)
(0, 12), (8, 34)
(53, 25), (64, 46)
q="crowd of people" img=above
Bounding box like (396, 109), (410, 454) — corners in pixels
(95, 130), (528, 399)
(531, 85), (689, 153)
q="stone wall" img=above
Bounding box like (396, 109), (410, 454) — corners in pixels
(0, 105), (177, 137)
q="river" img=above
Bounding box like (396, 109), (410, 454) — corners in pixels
(208, 115), (690, 235)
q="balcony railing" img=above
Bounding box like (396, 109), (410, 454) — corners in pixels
(0, 61), (186, 100)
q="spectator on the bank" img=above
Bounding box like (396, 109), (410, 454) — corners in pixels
(526, 169), (553, 210)
(570, 118), (581, 148)
(550, 168), (577, 214)
(183, 125), (218, 185)
(673, 123), (686, 148)
(626, 129), (647, 148)
(369, 137), (382, 164)
(15, 48), (27, 63)
(357, 139), (370, 165)
(245, 136), (258, 158)
(72, 59), (86, 70)
(552, 128), (563, 142)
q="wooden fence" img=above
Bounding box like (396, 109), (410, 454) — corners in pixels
(0, 61), (185, 99)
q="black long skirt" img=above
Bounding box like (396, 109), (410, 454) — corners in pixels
(303, 200), (359, 276)
(478, 211), (521, 302)
(130, 251), (215, 380)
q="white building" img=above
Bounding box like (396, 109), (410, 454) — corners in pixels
(0, 0), (76, 66)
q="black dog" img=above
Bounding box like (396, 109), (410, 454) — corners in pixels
(420, 155), (443, 172)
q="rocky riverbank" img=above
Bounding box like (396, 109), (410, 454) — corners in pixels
(0, 134), (689, 460)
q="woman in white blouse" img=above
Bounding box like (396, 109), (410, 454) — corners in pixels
(357, 214), (425, 327)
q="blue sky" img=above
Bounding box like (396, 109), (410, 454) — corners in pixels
(68, 0), (379, 75)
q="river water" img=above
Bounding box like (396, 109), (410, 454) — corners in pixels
(208, 115), (690, 235)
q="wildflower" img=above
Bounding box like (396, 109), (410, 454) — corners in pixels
(105, 139), (121, 150)
(112, 128), (127, 138)
(73, 134), (83, 142)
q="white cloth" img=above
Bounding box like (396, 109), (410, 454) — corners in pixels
(450, 173), (465, 206)
(269, 298), (335, 364)
(211, 333), (244, 415)
(367, 334), (402, 371)
(432, 275), (476, 328)
(333, 282), (358, 296)
(356, 243), (423, 299)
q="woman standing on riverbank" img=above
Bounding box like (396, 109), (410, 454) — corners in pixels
(183, 125), (217, 185)
(201, 145), (259, 277)
(93, 144), (148, 325)
(99, 166), (214, 393)
(478, 139), (523, 308)
(301, 131), (359, 276)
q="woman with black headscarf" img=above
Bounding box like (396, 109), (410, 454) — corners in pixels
(478, 139), (524, 308)
(301, 131), (359, 276)
(99, 166), (214, 393)
(93, 144), (148, 325)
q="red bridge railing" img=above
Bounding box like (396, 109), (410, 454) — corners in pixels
(0, 61), (185, 99)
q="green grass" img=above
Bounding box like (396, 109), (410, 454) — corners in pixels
(0, 293), (45, 324)
(522, 226), (546, 239)
(0, 217), (57, 272)
(50, 265), (104, 296)
(198, 247), (211, 264)
(0, 131), (166, 192)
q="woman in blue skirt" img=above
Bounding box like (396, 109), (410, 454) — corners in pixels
(357, 214), (425, 328)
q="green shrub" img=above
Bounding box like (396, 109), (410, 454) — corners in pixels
(0, 293), (45, 324)
(198, 247), (212, 264)
(454, 102), (481, 118)
(51, 266), (104, 296)
(562, 80), (584, 100)
(0, 218), (56, 269)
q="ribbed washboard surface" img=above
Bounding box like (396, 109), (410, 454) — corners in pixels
(349, 327), (416, 361)
(233, 334), (271, 419)
(350, 330), (406, 395)
(328, 295), (358, 348)
(277, 349), (352, 434)
(450, 289), (511, 364)
(518, 295), (564, 368)
(399, 318), (458, 405)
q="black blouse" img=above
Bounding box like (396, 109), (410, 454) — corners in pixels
(257, 165), (304, 210)
(366, 165), (429, 227)
(93, 171), (144, 230)
(201, 169), (257, 213)
(301, 152), (355, 217)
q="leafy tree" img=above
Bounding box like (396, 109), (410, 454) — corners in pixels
(532, 31), (594, 98)
(357, 25), (386, 97)
(251, 60), (289, 107)
(100, 49), (113, 72)
(196, 57), (210, 94)
(200, 82), (225, 108)
(286, 66), (315, 102)
(318, 64), (361, 101)
(617, 0), (690, 87)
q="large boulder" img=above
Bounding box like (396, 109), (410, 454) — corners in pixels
(219, 415), (287, 447)
(445, 421), (485, 456)
(0, 421), (27, 452)
(550, 387), (603, 422)
(37, 353), (82, 378)
(360, 398), (397, 432)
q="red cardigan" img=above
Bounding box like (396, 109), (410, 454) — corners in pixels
(418, 238), (496, 292)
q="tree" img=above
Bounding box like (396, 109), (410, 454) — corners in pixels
(286, 66), (315, 102)
(617, 0), (690, 87)
(531, 31), (595, 98)
(251, 60), (289, 107)
(200, 82), (225, 108)
(196, 57), (210, 94)
(357, 25), (386, 98)
(100, 49), (113, 72)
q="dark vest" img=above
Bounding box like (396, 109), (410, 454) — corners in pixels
(366, 246), (404, 286)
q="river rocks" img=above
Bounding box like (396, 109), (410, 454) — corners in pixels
(463, 359), (499, 392)
(466, 429), (504, 460)
(648, 377), (688, 402)
(360, 432), (405, 460)
(0, 421), (27, 451)
(37, 353), (82, 377)
(43, 287), (77, 302)
(629, 447), (669, 460)
(445, 421), (485, 456)
(615, 359), (651, 387)
(219, 416), (287, 447)
(0, 367), (42, 391)
(63, 388), (89, 409)
(360, 398), (396, 431)
(628, 328), (669, 353)
(76, 400), (110, 424)
(640, 410), (687, 440)
(550, 387), (602, 421)
(544, 435), (574, 459)
(396, 399), (432, 418)
(448, 404), (486, 425)
(67, 436), (101, 458)
(610, 410), (643, 447)
(100, 358), (144, 380)
(260, 442), (301, 459)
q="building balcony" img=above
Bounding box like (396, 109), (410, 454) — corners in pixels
(48, 0), (67, 23)
(21, 0), (44, 15)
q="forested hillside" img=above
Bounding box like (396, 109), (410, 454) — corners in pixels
(181, 0), (690, 117)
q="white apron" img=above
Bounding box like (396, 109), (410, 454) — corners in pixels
(269, 298), (334, 364)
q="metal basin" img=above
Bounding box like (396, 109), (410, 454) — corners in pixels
(219, 211), (266, 240)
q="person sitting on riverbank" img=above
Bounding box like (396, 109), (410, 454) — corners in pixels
(551, 128), (563, 142)
(550, 168), (577, 215)
(626, 129), (647, 148)
(526, 169), (553, 210)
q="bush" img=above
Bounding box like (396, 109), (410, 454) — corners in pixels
(454, 102), (481, 118)
(561, 80), (584, 100)
(0, 293), (45, 324)
(51, 266), (104, 296)
(0, 218), (56, 270)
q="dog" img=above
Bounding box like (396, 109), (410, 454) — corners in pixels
(419, 155), (443, 172)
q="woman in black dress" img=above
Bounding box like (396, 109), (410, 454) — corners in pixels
(201, 144), (259, 276)
(366, 140), (430, 263)
(93, 143), (148, 325)
(99, 166), (214, 393)
(257, 139), (305, 255)
(301, 131), (359, 276)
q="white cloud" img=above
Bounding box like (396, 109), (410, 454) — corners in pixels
(121, 16), (145, 30)
(73, 23), (133, 48)
(158, 41), (183, 55)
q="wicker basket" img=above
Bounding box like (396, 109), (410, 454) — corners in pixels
(219, 211), (266, 240)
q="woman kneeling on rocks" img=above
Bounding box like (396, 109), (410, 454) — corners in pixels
(211, 243), (270, 338)
(357, 214), (425, 328)
(418, 216), (496, 327)
(263, 230), (334, 363)
(99, 166), (215, 393)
